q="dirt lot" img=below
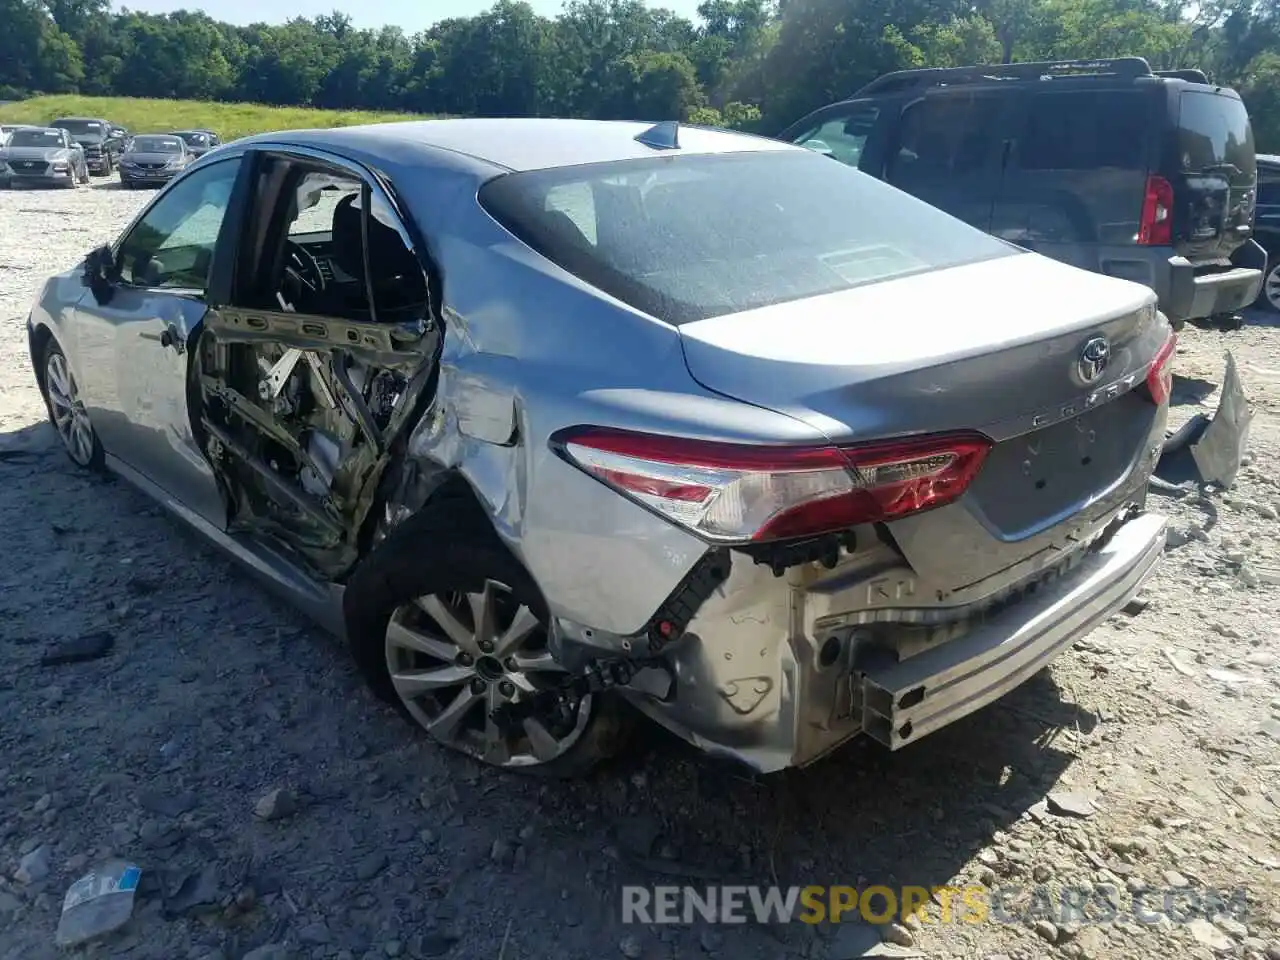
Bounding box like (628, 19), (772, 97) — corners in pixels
(1, 182), (1278, 960)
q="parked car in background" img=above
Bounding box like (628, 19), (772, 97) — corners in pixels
(172, 130), (216, 158)
(0, 127), (89, 188)
(49, 116), (123, 176)
(1255, 154), (1280, 313)
(779, 57), (1266, 331)
(25, 118), (1172, 776)
(0, 124), (34, 186)
(118, 134), (192, 188)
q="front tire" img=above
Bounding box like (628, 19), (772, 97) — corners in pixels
(345, 491), (630, 777)
(41, 340), (104, 471)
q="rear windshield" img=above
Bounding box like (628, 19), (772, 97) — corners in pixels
(9, 129), (63, 147)
(177, 132), (209, 146)
(132, 136), (183, 153)
(1178, 91), (1256, 183)
(479, 150), (1017, 325)
(53, 119), (103, 135)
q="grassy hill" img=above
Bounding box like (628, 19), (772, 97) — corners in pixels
(0, 95), (428, 141)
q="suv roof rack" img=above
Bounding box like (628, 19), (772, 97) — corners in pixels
(1153, 68), (1210, 83)
(851, 57), (1157, 98)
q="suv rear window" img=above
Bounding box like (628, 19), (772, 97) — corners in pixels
(1259, 163), (1280, 205)
(1178, 91), (1255, 182)
(479, 151), (1018, 325)
(1018, 91), (1150, 170)
(889, 93), (1004, 180)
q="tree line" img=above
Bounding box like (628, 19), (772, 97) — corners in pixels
(2, 0), (1278, 147)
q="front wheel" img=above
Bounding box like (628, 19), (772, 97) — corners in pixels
(345, 493), (630, 777)
(41, 340), (104, 470)
(1262, 256), (1280, 314)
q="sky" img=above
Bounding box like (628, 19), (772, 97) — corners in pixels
(115, 0), (705, 32)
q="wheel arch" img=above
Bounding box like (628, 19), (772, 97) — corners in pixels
(343, 467), (522, 632)
(28, 321), (56, 397)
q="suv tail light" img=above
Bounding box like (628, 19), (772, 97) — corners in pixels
(1144, 331), (1177, 405)
(552, 427), (993, 543)
(1138, 175), (1174, 245)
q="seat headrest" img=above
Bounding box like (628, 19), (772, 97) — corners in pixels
(329, 191), (423, 286)
(329, 192), (365, 280)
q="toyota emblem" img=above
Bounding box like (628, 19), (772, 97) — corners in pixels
(1077, 336), (1111, 383)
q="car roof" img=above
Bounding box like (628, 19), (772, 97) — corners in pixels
(235, 118), (797, 174)
(1259, 153), (1280, 167)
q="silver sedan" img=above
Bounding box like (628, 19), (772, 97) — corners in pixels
(23, 118), (1173, 776)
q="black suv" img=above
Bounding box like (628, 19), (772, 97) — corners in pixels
(778, 57), (1267, 329)
(1256, 154), (1280, 312)
(49, 116), (123, 176)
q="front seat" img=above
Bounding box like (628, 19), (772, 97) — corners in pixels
(329, 193), (428, 319)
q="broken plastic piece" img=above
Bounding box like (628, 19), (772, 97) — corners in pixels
(1189, 351), (1252, 489)
(56, 860), (141, 948)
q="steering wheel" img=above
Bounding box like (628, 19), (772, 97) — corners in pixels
(284, 240), (326, 297)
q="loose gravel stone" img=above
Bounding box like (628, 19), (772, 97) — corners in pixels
(253, 788), (298, 821)
(14, 845), (50, 884)
(1033, 920), (1059, 943)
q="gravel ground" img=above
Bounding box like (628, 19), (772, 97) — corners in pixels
(1, 181), (1279, 960)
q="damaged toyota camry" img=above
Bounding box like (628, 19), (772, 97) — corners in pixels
(25, 118), (1174, 776)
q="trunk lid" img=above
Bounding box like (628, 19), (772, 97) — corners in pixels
(1169, 89), (1257, 262)
(678, 252), (1167, 586)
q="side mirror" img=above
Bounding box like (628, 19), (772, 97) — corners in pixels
(83, 245), (118, 303)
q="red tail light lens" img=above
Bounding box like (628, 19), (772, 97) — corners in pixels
(1138, 175), (1174, 245)
(553, 427), (993, 543)
(1145, 331), (1177, 405)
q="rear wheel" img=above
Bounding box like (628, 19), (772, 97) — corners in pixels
(345, 492), (630, 777)
(1263, 255), (1280, 314)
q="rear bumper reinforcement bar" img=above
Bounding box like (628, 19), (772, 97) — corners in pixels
(861, 511), (1167, 749)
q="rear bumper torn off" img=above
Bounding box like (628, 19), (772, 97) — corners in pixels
(630, 510), (1167, 772)
(860, 511), (1166, 749)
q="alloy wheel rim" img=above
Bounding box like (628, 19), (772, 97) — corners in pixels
(385, 579), (591, 767)
(45, 352), (95, 466)
(1265, 262), (1280, 311)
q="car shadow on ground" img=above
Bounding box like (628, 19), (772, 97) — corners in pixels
(1171, 373), (1218, 405)
(1242, 305), (1280, 328)
(0, 416), (1090, 956)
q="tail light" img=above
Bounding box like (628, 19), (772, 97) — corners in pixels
(1144, 331), (1177, 405)
(1138, 175), (1174, 245)
(552, 427), (993, 543)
